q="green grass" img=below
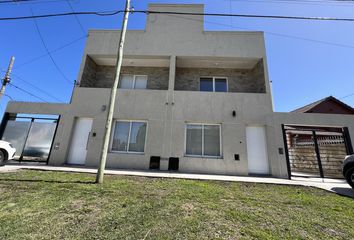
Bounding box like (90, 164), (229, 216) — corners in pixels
(0, 170), (353, 240)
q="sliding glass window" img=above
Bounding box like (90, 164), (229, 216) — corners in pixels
(111, 121), (147, 153)
(119, 75), (148, 89)
(186, 124), (221, 157)
(200, 77), (227, 92)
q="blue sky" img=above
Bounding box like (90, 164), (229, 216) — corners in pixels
(1, 0), (354, 116)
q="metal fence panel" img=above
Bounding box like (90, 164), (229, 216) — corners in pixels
(2, 120), (31, 159)
(283, 125), (351, 179)
(22, 122), (57, 162)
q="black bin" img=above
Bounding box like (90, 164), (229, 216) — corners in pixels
(149, 156), (160, 170)
(168, 157), (179, 171)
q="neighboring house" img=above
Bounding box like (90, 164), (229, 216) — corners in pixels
(292, 96), (354, 115)
(1, 4), (354, 179)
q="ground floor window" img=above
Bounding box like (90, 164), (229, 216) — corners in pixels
(111, 120), (147, 153)
(185, 123), (221, 157)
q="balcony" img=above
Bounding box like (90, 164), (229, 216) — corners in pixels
(79, 55), (170, 90)
(79, 55), (268, 95)
(174, 57), (266, 93)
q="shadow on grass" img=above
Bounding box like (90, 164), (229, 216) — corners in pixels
(331, 187), (354, 199)
(0, 178), (96, 184)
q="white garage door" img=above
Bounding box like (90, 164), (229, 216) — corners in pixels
(246, 126), (269, 174)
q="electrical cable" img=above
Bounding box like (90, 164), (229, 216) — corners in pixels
(31, 8), (73, 85)
(1, 9), (354, 22)
(0, 67), (65, 102)
(11, 73), (65, 102)
(4, 93), (13, 100)
(0, 10), (124, 21)
(228, 0), (354, 6)
(141, 10), (354, 22)
(340, 92), (354, 100)
(14, 34), (87, 69)
(9, 82), (48, 102)
(66, 0), (86, 35)
(0, 0), (75, 5)
(169, 14), (354, 50)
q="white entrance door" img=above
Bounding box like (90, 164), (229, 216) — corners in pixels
(246, 126), (269, 174)
(67, 118), (93, 165)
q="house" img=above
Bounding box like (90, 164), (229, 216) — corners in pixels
(1, 4), (354, 179)
(292, 96), (354, 115)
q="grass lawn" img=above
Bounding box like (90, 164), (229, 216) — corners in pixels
(0, 170), (353, 240)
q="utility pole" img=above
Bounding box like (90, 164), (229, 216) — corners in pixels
(0, 56), (15, 102)
(96, 0), (131, 184)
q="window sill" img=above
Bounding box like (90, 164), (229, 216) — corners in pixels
(199, 91), (228, 93)
(117, 88), (168, 91)
(184, 155), (223, 160)
(110, 151), (145, 155)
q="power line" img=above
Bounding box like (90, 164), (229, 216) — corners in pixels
(9, 82), (48, 102)
(66, 0), (86, 35)
(1, 9), (354, 22)
(340, 92), (354, 100)
(31, 9), (73, 85)
(142, 10), (354, 22)
(1, 15), (86, 102)
(2, 0), (353, 7)
(170, 14), (354, 50)
(229, 0), (233, 30)
(0, 10), (124, 21)
(14, 34), (87, 69)
(11, 73), (65, 102)
(0, 0), (75, 5)
(1, 8), (352, 50)
(3, 93), (13, 100)
(0, 0), (36, 3)
(0, 67), (64, 102)
(228, 0), (354, 6)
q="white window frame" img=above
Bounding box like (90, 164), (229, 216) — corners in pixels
(110, 120), (148, 154)
(199, 76), (228, 92)
(120, 74), (148, 89)
(184, 123), (222, 158)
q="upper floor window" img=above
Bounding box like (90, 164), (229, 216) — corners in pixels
(200, 77), (227, 92)
(119, 75), (147, 89)
(111, 120), (147, 153)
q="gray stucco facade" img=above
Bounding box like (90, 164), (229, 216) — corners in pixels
(2, 4), (354, 179)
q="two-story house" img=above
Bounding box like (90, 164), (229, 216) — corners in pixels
(2, 4), (354, 179)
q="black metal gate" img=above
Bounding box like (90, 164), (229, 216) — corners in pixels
(0, 114), (59, 164)
(282, 124), (353, 179)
